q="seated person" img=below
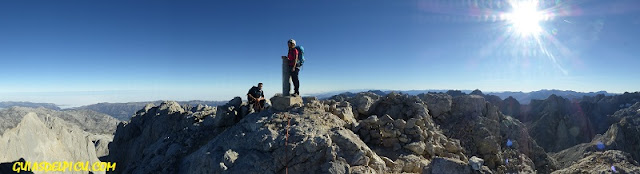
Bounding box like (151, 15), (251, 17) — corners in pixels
(247, 83), (265, 111)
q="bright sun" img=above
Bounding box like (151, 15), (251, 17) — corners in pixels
(507, 0), (544, 36)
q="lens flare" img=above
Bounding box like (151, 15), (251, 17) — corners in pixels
(596, 141), (605, 150)
(506, 0), (544, 37)
(415, 0), (587, 76)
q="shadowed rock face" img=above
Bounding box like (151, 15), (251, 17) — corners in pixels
(524, 95), (594, 153)
(500, 96), (521, 118)
(429, 94), (558, 173)
(515, 92), (640, 153)
(553, 102), (640, 171)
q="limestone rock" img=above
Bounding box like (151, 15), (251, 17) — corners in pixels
(424, 157), (472, 174)
(331, 102), (356, 125)
(92, 134), (114, 158)
(350, 92), (380, 117)
(435, 94), (557, 173)
(404, 142), (426, 155)
(0, 113), (104, 173)
(469, 156), (484, 171)
(370, 92), (431, 122)
(158, 101), (185, 115)
(302, 96), (317, 104)
(418, 93), (452, 119)
(552, 150), (640, 174)
(213, 97), (243, 127)
(107, 98), (246, 174)
(352, 93), (466, 164)
(0, 106), (120, 136)
(451, 95), (487, 119)
(108, 98), (395, 173)
(223, 149), (239, 168)
(399, 155), (429, 173)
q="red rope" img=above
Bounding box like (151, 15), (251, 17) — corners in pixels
(284, 113), (291, 174)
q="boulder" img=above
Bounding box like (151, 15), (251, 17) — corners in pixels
(302, 96), (317, 104)
(469, 156), (484, 171)
(451, 95), (487, 119)
(350, 92), (380, 117)
(213, 97), (243, 127)
(399, 155), (429, 173)
(331, 102), (357, 125)
(424, 157), (472, 174)
(417, 93), (452, 118)
(404, 142), (426, 155)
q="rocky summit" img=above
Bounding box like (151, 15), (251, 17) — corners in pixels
(106, 94), (497, 174)
(4, 91), (639, 174)
(100, 91), (640, 174)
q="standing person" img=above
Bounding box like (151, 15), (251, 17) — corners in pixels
(247, 83), (265, 111)
(282, 39), (300, 96)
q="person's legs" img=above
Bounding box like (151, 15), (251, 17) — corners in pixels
(292, 68), (300, 95)
(252, 102), (260, 112)
(259, 99), (266, 111)
(248, 99), (256, 112)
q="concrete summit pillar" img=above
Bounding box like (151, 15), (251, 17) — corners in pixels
(272, 56), (302, 112)
(282, 57), (290, 96)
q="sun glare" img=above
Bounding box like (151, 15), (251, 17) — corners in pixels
(507, 0), (544, 36)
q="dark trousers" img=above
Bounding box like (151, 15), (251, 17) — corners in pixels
(248, 97), (265, 110)
(290, 66), (300, 94)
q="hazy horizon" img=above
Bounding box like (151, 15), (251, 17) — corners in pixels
(0, 88), (632, 108)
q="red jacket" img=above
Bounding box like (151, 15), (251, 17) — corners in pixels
(287, 48), (299, 67)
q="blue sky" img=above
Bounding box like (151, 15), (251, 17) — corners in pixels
(0, 0), (638, 107)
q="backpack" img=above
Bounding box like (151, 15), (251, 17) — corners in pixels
(295, 45), (305, 68)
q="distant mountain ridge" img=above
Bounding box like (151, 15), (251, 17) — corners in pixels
(487, 89), (613, 104)
(315, 89), (616, 104)
(70, 100), (228, 121)
(0, 101), (60, 110)
(0, 100), (230, 121)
